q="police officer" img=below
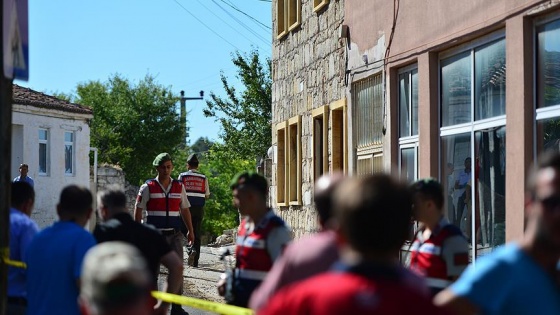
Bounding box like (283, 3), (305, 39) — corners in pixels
(134, 152), (194, 315)
(178, 153), (210, 268)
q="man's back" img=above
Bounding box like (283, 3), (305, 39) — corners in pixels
(93, 212), (172, 282)
(26, 221), (96, 315)
(448, 243), (560, 314)
(8, 208), (38, 297)
(260, 267), (447, 315)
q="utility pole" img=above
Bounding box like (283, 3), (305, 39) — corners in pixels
(179, 90), (204, 146)
(0, 6), (13, 315)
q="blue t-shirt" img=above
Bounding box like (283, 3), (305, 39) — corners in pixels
(26, 221), (96, 315)
(450, 243), (560, 315)
(8, 208), (39, 297)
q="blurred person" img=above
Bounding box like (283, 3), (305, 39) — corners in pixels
(26, 185), (96, 315)
(408, 178), (469, 296)
(134, 152), (194, 315)
(7, 182), (38, 315)
(217, 171), (291, 307)
(13, 163), (34, 187)
(94, 187), (183, 315)
(178, 153), (210, 268)
(446, 163), (455, 222)
(259, 174), (448, 315)
(79, 242), (153, 315)
(249, 173), (344, 311)
(435, 151), (560, 314)
(454, 157), (472, 226)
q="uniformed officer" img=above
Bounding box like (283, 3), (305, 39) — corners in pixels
(178, 153), (210, 268)
(134, 152), (194, 315)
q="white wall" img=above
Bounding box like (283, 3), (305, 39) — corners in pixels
(12, 105), (92, 228)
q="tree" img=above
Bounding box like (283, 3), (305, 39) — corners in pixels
(190, 137), (214, 155)
(76, 74), (184, 185)
(198, 144), (253, 236)
(203, 49), (272, 161)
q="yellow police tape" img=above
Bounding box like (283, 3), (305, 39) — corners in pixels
(2, 257), (27, 268)
(151, 291), (254, 315)
(1, 251), (251, 315)
(1, 247), (27, 269)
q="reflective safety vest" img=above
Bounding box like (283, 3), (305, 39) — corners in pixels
(409, 224), (464, 290)
(145, 179), (183, 229)
(179, 171), (206, 207)
(233, 212), (285, 303)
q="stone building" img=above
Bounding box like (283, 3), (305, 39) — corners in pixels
(271, 0), (346, 238)
(271, 0), (560, 261)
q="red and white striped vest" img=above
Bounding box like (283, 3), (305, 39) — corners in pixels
(179, 171), (207, 207)
(145, 179), (183, 229)
(409, 223), (463, 289)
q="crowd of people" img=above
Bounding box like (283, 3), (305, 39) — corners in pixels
(6, 150), (560, 315)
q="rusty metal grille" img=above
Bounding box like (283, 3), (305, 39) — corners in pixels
(353, 74), (384, 149)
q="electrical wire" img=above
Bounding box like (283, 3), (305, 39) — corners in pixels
(173, 0), (240, 51)
(211, 0), (271, 45)
(221, 0), (271, 31)
(194, 0), (267, 50)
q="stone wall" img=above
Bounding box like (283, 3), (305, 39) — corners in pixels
(91, 165), (139, 227)
(271, 0), (346, 239)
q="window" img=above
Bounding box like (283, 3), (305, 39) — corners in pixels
(288, 116), (301, 205)
(276, 0), (301, 39)
(353, 74), (384, 175)
(313, 0), (329, 12)
(440, 35), (506, 260)
(64, 131), (74, 175)
(312, 106), (328, 180)
(331, 99), (347, 173)
(38, 129), (49, 175)
(276, 122), (287, 206)
(398, 67), (419, 183)
(536, 18), (560, 155)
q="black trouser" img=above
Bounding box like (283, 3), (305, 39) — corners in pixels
(189, 206), (204, 267)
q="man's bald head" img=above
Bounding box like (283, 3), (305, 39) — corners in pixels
(314, 173), (345, 227)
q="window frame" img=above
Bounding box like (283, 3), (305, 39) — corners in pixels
(38, 128), (49, 176)
(276, 121), (288, 206)
(312, 105), (329, 180)
(439, 32), (507, 263)
(313, 0), (329, 13)
(330, 99), (347, 174)
(64, 131), (75, 176)
(287, 115), (302, 205)
(398, 65), (419, 182)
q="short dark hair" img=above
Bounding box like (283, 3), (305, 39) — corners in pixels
(409, 178), (444, 210)
(527, 150), (560, 197)
(230, 171), (268, 197)
(58, 185), (93, 216)
(98, 187), (127, 211)
(11, 181), (34, 207)
(19, 163), (29, 169)
(334, 174), (412, 255)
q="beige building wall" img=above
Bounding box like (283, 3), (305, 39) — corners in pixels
(271, 0), (346, 238)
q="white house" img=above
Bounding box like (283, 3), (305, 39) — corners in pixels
(11, 85), (93, 228)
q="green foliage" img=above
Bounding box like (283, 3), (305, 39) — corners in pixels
(198, 144), (254, 236)
(203, 49), (272, 161)
(76, 74), (184, 185)
(190, 137), (214, 155)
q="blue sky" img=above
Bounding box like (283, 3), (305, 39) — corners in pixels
(16, 0), (272, 145)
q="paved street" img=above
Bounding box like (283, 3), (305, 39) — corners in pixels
(160, 245), (237, 315)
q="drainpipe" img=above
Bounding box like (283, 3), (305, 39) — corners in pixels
(89, 147), (98, 232)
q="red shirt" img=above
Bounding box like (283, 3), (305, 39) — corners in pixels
(259, 267), (449, 315)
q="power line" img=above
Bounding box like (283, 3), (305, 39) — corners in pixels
(194, 0), (267, 50)
(211, 0), (271, 45)
(172, 0), (240, 51)
(220, 0), (271, 31)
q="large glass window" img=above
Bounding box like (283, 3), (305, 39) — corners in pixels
(398, 67), (418, 182)
(536, 18), (560, 156)
(440, 36), (506, 260)
(65, 131), (74, 175)
(39, 129), (49, 175)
